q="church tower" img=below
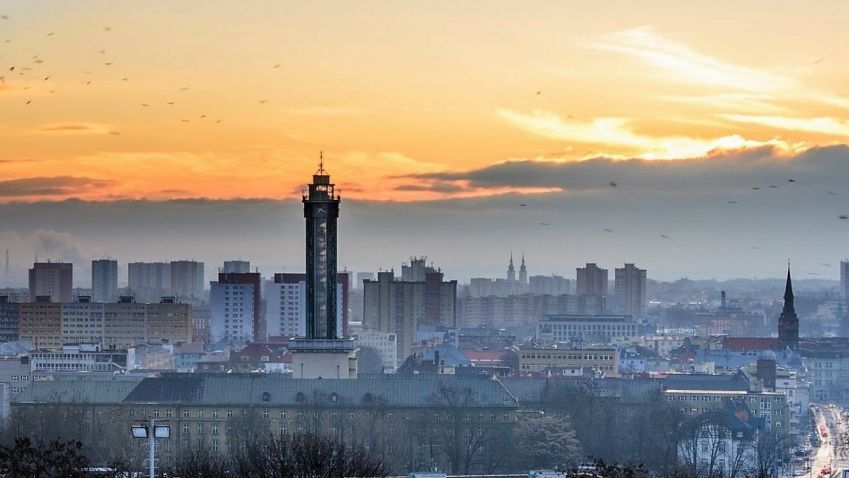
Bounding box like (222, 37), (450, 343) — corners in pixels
(778, 266), (799, 350)
(507, 253), (516, 282)
(519, 254), (528, 286)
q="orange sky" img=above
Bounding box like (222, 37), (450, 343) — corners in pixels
(2, 1), (849, 202)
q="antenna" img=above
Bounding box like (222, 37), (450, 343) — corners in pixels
(317, 150), (326, 174)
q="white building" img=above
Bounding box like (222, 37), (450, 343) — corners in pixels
(29, 343), (127, 372)
(537, 314), (637, 345)
(210, 281), (255, 343)
(91, 259), (118, 303)
(354, 329), (398, 372)
(264, 277), (344, 339)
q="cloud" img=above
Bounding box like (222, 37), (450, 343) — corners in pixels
(590, 26), (789, 92)
(35, 122), (116, 135)
(0, 176), (115, 198)
(720, 114), (849, 137)
(497, 108), (800, 159)
(407, 145), (849, 194)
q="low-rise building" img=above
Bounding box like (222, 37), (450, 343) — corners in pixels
(518, 347), (620, 376)
(29, 343), (128, 373)
(537, 314), (637, 345)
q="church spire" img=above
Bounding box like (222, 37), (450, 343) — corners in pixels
(783, 266), (794, 305)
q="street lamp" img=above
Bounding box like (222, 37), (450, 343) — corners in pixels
(130, 419), (170, 478)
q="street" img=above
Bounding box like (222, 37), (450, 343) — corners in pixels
(805, 404), (848, 478)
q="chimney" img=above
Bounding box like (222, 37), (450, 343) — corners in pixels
(721, 290), (727, 309)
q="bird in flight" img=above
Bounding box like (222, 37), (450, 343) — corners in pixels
(258, 99), (269, 104)
(104, 26), (111, 32)
(728, 201), (738, 204)
(609, 181), (618, 188)
(121, 77), (128, 81)
(273, 64), (281, 69)
(46, 32), (54, 37)
(0, 15), (8, 20)
(215, 119), (223, 124)
(768, 185), (779, 189)
(536, 91), (541, 95)
(752, 187), (760, 190)
(787, 179), (796, 183)
(749, 246), (761, 250)
(840, 215), (848, 220)
(660, 234), (671, 239)
(519, 204), (528, 207)
(25, 100), (31, 105)
(539, 222), (550, 226)
(141, 103), (150, 107)
(602, 228), (613, 233)
(104, 62), (112, 66)
(43, 76), (49, 81)
(167, 102), (175, 105)
(827, 191), (837, 195)
(180, 86), (190, 91)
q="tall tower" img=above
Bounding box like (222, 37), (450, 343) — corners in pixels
(303, 154), (340, 339)
(519, 254), (528, 286)
(290, 154), (358, 379)
(778, 266), (799, 350)
(507, 253), (516, 282)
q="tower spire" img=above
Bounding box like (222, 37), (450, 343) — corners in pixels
(317, 150), (326, 174)
(784, 265), (794, 304)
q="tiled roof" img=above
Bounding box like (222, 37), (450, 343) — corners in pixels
(722, 337), (778, 351)
(14, 375), (145, 404)
(121, 374), (519, 408)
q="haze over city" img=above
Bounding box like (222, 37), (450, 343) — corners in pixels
(3, 2), (849, 281)
(3, 3), (849, 478)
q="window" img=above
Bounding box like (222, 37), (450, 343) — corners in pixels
(263, 409), (270, 419)
(212, 425), (219, 435)
(197, 410), (204, 418)
(227, 410), (233, 418)
(197, 424), (204, 434)
(280, 410), (287, 419)
(154, 409), (160, 418)
(182, 425), (189, 434)
(166, 409), (173, 418)
(280, 425), (287, 435)
(182, 410), (190, 418)
(212, 410), (219, 418)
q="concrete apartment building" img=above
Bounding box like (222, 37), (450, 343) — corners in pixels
(459, 294), (606, 328)
(264, 273), (348, 340)
(28, 262), (73, 302)
(210, 277), (257, 344)
(91, 259), (118, 303)
(0, 296), (19, 342)
(128, 262), (171, 303)
(16, 296), (192, 350)
(363, 270), (457, 362)
(576, 263), (608, 297)
(614, 263), (647, 318)
(170, 260), (205, 303)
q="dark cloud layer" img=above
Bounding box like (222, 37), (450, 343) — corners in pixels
(0, 176), (114, 198)
(1, 146), (848, 284)
(408, 145), (849, 195)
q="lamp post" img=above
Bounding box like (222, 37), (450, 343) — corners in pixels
(130, 419), (170, 478)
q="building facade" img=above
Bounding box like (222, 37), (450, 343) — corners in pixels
(170, 260), (205, 303)
(576, 263), (608, 297)
(614, 263), (647, 318)
(265, 273), (348, 339)
(517, 347), (620, 376)
(28, 262), (73, 303)
(91, 259), (118, 303)
(363, 270), (457, 361)
(537, 314), (637, 345)
(128, 262), (171, 303)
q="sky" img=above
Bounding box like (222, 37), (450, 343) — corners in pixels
(1, 1), (849, 285)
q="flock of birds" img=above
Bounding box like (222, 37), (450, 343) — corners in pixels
(0, 17), (279, 127)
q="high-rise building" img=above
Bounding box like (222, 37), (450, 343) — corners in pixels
(170, 260), (204, 302)
(289, 159), (357, 379)
(355, 272), (375, 290)
(528, 275), (570, 296)
(264, 273), (347, 339)
(91, 259), (118, 303)
(363, 268), (457, 361)
(841, 260), (849, 302)
(209, 271), (261, 343)
(614, 263), (647, 318)
(401, 257), (435, 282)
(778, 267), (799, 350)
(128, 262), (171, 303)
(0, 296), (19, 342)
(223, 260), (251, 274)
(28, 262), (73, 303)
(469, 278), (495, 297)
(576, 263), (608, 297)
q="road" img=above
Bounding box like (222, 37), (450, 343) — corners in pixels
(807, 404), (847, 478)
